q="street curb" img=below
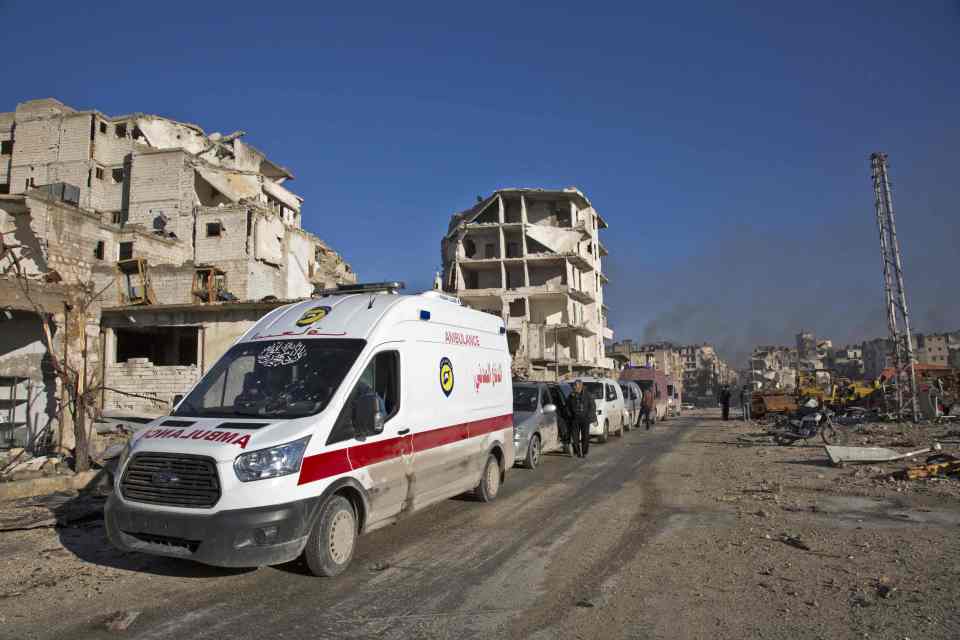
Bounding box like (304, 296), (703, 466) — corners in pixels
(0, 470), (104, 501)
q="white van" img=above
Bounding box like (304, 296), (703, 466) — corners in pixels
(579, 376), (625, 442)
(105, 284), (514, 577)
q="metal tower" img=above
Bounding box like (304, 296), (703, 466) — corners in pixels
(870, 152), (919, 422)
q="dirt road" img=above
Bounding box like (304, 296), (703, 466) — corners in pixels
(2, 412), (958, 639)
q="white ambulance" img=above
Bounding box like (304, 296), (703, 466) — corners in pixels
(105, 283), (514, 576)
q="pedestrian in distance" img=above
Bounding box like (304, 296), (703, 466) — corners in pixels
(567, 380), (596, 459)
(740, 385), (751, 422)
(640, 387), (655, 430)
(719, 384), (732, 421)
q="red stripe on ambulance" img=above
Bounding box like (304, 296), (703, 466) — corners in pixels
(297, 413), (512, 486)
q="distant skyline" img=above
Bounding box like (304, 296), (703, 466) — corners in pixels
(3, 1), (957, 368)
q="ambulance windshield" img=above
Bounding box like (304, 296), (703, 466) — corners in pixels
(173, 339), (366, 419)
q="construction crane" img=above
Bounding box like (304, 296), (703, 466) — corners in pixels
(870, 152), (919, 422)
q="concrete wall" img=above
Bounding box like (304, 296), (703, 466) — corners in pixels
(103, 359), (200, 416)
(127, 150), (195, 239)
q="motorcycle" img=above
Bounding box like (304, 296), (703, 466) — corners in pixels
(769, 409), (837, 445)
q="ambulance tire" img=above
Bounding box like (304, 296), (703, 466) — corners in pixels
(474, 454), (501, 502)
(303, 495), (357, 577)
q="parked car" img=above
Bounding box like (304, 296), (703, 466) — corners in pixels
(579, 376), (625, 442)
(512, 382), (561, 468)
(620, 381), (642, 430)
(106, 285), (514, 577)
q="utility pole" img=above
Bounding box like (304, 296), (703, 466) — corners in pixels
(870, 152), (919, 422)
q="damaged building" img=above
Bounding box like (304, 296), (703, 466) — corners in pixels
(441, 187), (614, 380)
(750, 345), (798, 391)
(0, 98), (355, 449)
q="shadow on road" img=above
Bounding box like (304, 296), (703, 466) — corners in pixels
(48, 490), (253, 579)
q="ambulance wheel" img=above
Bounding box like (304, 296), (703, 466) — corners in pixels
(599, 421), (609, 443)
(303, 495), (357, 577)
(524, 434), (541, 469)
(475, 454), (501, 502)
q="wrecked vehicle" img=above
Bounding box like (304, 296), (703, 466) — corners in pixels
(105, 283), (514, 577)
(512, 382), (562, 468)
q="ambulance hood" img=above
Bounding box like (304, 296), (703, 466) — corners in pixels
(129, 412), (325, 463)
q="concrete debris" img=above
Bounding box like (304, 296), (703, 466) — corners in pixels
(779, 534), (811, 551)
(104, 610), (141, 632)
(825, 443), (940, 466)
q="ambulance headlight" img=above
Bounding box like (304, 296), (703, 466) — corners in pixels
(234, 436), (311, 482)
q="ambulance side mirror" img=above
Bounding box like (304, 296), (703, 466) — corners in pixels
(355, 392), (384, 435)
(543, 404), (557, 415)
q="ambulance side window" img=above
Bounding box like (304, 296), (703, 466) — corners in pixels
(328, 350), (400, 445)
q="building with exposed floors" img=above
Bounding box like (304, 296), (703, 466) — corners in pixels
(441, 187), (613, 381)
(0, 98), (355, 449)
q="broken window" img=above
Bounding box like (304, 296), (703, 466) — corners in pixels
(0, 140), (12, 155)
(463, 238), (477, 258)
(95, 167), (104, 180)
(206, 221), (223, 237)
(111, 211), (124, 225)
(115, 123), (127, 138)
(25, 177), (35, 190)
(94, 241), (105, 260)
(118, 241), (133, 261)
(0, 183), (8, 195)
(99, 121), (107, 134)
(112, 167), (124, 183)
(509, 298), (527, 318)
(114, 326), (199, 366)
(131, 126), (143, 140)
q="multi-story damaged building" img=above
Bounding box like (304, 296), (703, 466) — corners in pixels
(0, 98), (355, 448)
(441, 187), (613, 380)
(750, 345), (798, 391)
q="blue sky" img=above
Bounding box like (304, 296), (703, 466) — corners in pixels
(3, 1), (957, 365)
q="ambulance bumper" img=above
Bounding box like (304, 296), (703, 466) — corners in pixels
(105, 494), (317, 568)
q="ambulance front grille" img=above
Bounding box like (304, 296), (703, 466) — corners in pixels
(121, 453), (221, 508)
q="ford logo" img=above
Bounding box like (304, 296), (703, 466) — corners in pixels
(152, 470), (180, 486)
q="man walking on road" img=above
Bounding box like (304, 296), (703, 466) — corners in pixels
(568, 380), (596, 459)
(719, 384), (732, 421)
(640, 387), (655, 430)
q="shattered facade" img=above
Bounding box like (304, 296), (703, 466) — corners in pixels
(750, 345), (798, 392)
(862, 332), (959, 381)
(442, 188), (613, 381)
(1, 98), (355, 445)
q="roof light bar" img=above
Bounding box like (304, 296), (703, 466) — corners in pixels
(313, 281), (406, 297)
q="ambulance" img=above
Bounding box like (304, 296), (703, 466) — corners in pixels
(105, 283), (514, 577)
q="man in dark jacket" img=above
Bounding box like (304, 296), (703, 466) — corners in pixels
(640, 388), (655, 430)
(567, 380), (596, 458)
(719, 385), (732, 421)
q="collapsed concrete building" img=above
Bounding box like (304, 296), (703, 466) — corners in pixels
(0, 98), (355, 449)
(680, 343), (736, 402)
(750, 345), (798, 391)
(441, 188), (614, 380)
